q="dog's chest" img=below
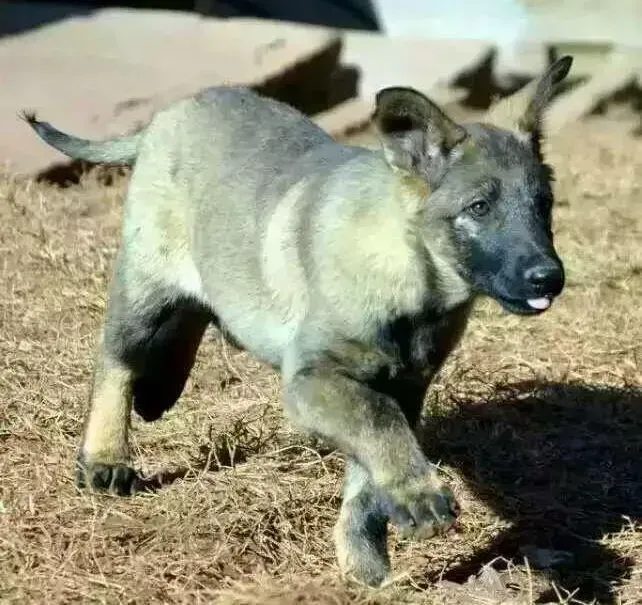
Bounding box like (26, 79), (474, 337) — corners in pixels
(377, 302), (472, 376)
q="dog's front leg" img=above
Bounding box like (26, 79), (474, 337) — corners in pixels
(333, 457), (390, 586)
(282, 348), (458, 585)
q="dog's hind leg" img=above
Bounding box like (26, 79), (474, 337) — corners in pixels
(130, 301), (212, 423)
(77, 286), (211, 494)
(78, 333), (138, 496)
(77, 249), (210, 495)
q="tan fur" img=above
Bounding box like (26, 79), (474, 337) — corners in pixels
(82, 351), (132, 464)
(262, 180), (309, 326)
(485, 79), (540, 139)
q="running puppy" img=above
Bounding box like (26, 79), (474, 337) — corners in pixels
(25, 55), (572, 586)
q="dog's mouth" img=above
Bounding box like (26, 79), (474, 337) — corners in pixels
(495, 294), (555, 316)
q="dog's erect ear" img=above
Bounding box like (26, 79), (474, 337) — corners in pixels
(485, 55), (573, 156)
(373, 87), (467, 179)
(518, 55), (573, 135)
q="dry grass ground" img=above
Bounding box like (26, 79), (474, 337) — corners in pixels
(1, 109), (641, 605)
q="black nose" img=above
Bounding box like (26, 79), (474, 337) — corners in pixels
(524, 263), (565, 295)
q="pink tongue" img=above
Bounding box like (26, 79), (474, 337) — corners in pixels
(527, 297), (551, 310)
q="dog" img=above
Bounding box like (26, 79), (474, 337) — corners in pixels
(24, 55), (572, 586)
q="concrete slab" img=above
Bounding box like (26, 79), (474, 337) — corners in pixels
(494, 42), (550, 89)
(313, 98), (373, 138)
(545, 50), (642, 134)
(313, 85), (467, 138)
(341, 32), (492, 102)
(372, 0), (642, 47)
(0, 9), (342, 174)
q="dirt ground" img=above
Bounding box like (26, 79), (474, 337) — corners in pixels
(1, 107), (641, 605)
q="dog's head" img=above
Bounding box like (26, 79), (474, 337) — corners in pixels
(373, 56), (572, 315)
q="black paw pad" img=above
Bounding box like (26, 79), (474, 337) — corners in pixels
(76, 457), (138, 496)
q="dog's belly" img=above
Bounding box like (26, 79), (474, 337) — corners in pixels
(187, 253), (301, 368)
(208, 294), (298, 368)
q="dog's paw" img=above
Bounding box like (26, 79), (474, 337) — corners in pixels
(378, 472), (458, 540)
(334, 508), (390, 587)
(76, 453), (138, 496)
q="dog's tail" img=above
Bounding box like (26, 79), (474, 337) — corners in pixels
(21, 111), (142, 166)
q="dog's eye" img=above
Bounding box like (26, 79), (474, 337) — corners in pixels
(468, 199), (490, 217)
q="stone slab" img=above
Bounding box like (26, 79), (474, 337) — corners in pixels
(341, 32), (493, 102)
(0, 8), (342, 174)
(313, 85), (468, 138)
(545, 50), (642, 134)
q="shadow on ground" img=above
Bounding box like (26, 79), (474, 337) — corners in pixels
(127, 377), (642, 603)
(419, 380), (642, 604)
(135, 401), (284, 492)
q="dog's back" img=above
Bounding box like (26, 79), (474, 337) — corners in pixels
(128, 87), (375, 365)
